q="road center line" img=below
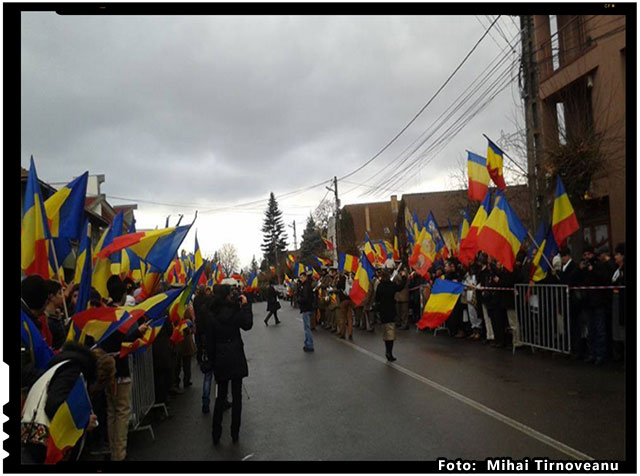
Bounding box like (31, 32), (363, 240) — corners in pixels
(297, 317), (594, 461)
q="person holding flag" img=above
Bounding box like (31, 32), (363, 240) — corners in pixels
(374, 268), (408, 362)
(21, 341), (115, 464)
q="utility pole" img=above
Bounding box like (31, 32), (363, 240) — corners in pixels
(288, 220), (297, 250)
(326, 176), (339, 263)
(520, 14), (542, 231)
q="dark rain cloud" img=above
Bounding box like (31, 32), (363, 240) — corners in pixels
(21, 14), (523, 263)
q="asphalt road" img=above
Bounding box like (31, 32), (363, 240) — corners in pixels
(125, 302), (626, 461)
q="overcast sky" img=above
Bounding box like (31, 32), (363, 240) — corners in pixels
(21, 13), (524, 268)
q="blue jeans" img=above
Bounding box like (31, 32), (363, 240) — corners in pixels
(587, 306), (607, 360)
(302, 311), (314, 350)
(202, 371), (213, 408)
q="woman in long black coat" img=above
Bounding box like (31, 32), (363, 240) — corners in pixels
(375, 269), (407, 361)
(204, 284), (253, 445)
(263, 279), (281, 326)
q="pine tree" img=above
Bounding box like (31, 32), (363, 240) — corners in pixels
(261, 192), (288, 266)
(299, 214), (324, 265)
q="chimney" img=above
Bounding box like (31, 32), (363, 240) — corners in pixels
(365, 206), (371, 232)
(391, 195), (398, 215)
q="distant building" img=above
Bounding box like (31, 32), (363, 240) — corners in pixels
(340, 185), (531, 255)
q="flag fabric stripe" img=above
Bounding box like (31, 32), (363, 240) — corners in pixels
(458, 190), (492, 265)
(476, 193), (527, 272)
(21, 157), (52, 278)
(467, 152), (491, 201)
(551, 177), (579, 245)
(44, 172), (88, 240)
(45, 376), (92, 464)
(486, 139), (507, 190)
(417, 279), (464, 329)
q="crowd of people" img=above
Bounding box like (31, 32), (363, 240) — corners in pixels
(21, 272), (254, 462)
(277, 243), (626, 366)
(19, 240), (625, 463)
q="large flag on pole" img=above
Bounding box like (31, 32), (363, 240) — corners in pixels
(551, 177), (579, 246)
(458, 190), (492, 266)
(476, 192), (528, 272)
(416, 279), (464, 329)
(74, 219), (93, 314)
(486, 138), (507, 190)
(338, 253), (359, 273)
(425, 212), (448, 258)
(45, 376), (92, 464)
(530, 221), (559, 282)
(467, 151), (491, 201)
(349, 252), (375, 306)
(21, 157), (52, 278)
(408, 226), (437, 278)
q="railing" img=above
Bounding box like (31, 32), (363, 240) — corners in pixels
(515, 284), (571, 355)
(129, 350), (167, 440)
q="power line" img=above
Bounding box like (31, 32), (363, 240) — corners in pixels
(336, 15), (502, 183)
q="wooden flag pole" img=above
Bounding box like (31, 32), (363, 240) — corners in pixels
(526, 230), (555, 272)
(49, 240), (70, 322)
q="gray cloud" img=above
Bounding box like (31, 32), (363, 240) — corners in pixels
(21, 13), (523, 265)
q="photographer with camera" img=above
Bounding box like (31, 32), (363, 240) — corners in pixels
(203, 279), (253, 445)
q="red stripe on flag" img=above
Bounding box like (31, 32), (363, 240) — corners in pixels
(417, 311), (455, 329)
(349, 281), (367, 306)
(468, 179), (489, 202)
(476, 226), (517, 272)
(552, 214), (579, 246)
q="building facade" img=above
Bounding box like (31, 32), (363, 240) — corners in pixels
(521, 14), (626, 251)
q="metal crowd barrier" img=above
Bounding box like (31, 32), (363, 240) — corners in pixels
(129, 350), (167, 440)
(514, 284), (571, 355)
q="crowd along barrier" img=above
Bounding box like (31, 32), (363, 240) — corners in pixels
(514, 283), (571, 355)
(129, 349), (168, 441)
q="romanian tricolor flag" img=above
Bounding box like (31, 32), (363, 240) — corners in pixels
(248, 271), (259, 291)
(445, 218), (458, 257)
(408, 226), (437, 278)
(97, 225), (191, 274)
(416, 279), (464, 329)
(67, 306), (131, 346)
(486, 139), (507, 191)
(393, 230), (400, 261)
(21, 309), (54, 370)
(194, 234), (207, 286)
(458, 208), (470, 255)
(458, 191), (492, 266)
(91, 224), (115, 299)
(21, 157), (52, 278)
(338, 253), (359, 273)
(467, 151), (491, 201)
(216, 263), (226, 284)
(363, 233), (377, 265)
(45, 375), (92, 464)
(293, 262), (305, 277)
(349, 252), (375, 306)
(169, 265), (205, 323)
(314, 255), (332, 268)
(425, 212), (448, 258)
(121, 317), (167, 357)
(169, 319), (193, 345)
(106, 211), (126, 275)
(74, 219), (93, 314)
(322, 237), (334, 251)
(530, 221), (558, 282)
(283, 274), (292, 287)
(44, 171), (89, 277)
(476, 192), (528, 272)
(551, 177), (579, 246)
(311, 267), (320, 280)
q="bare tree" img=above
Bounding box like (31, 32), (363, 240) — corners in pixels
(217, 243), (239, 276)
(312, 198), (335, 235)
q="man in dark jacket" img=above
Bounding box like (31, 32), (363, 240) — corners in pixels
(264, 279), (281, 326)
(375, 269), (407, 361)
(556, 247), (583, 358)
(204, 282), (253, 445)
(298, 271), (315, 352)
(581, 249), (610, 365)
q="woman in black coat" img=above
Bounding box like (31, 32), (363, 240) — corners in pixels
(204, 284), (253, 445)
(375, 269), (407, 362)
(263, 279), (281, 326)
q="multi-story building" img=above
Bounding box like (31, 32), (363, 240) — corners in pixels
(520, 14), (626, 250)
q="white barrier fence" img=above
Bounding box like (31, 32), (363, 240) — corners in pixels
(515, 284), (571, 354)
